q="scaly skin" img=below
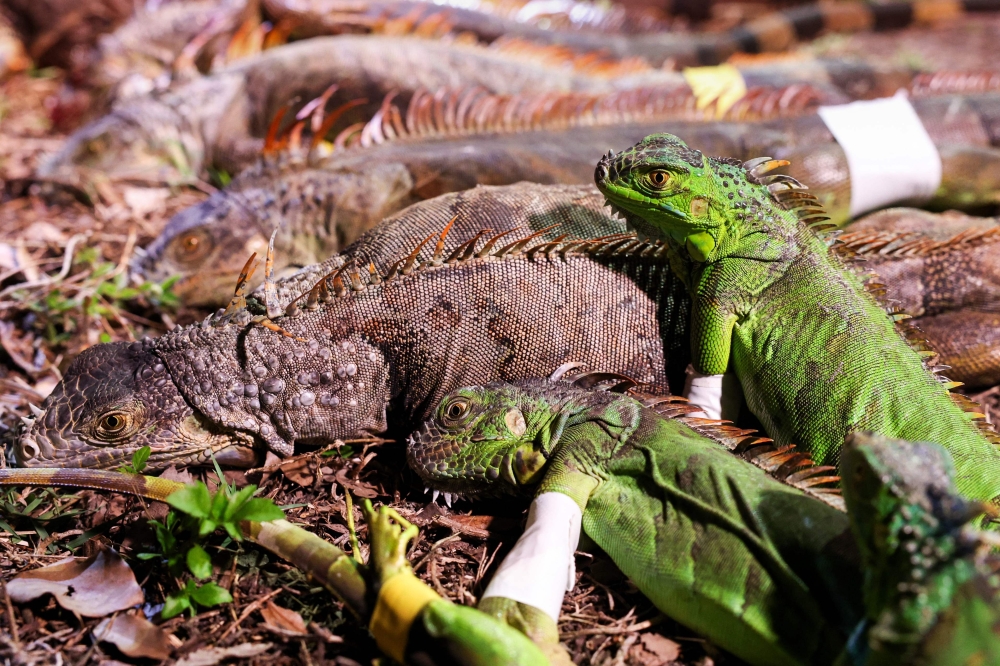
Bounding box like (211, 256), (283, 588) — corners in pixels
(0, 469), (545, 665)
(840, 433), (1000, 666)
(137, 91), (1000, 306)
(17, 183), (690, 470)
(838, 209), (1000, 387)
(407, 379), (862, 666)
(594, 133), (1000, 507)
(263, 0), (1000, 67)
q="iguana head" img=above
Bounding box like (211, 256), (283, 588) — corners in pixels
(17, 342), (258, 470)
(407, 380), (585, 497)
(134, 193), (272, 307)
(594, 133), (784, 263)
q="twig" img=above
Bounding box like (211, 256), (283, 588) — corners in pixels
(0, 233), (86, 299)
(1, 578), (20, 649)
(561, 615), (665, 639)
(217, 587), (283, 641)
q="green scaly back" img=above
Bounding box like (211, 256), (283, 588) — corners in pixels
(408, 378), (863, 666)
(840, 433), (1000, 666)
(593, 133), (1000, 508)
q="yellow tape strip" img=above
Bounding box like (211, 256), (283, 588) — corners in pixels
(369, 572), (440, 663)
(682, 64), (748, 119)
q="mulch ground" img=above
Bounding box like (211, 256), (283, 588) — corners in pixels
(0, 66), (726, 666)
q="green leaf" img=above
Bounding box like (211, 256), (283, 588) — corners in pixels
(161, 593), (192, 620)
(222, 485), (256, 521)
(198, 519), (217, 537)
(166, 483), (211, 518)
(190, 582), (233, 608)
(209, 486), (229, 521)
(136, 552), (160, 561)
(186, 544), (213, 580)
(232, 498), (284, 524)
(131, 446), (151, 474)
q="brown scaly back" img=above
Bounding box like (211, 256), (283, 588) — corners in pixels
(836, 226), (1000, 257)
(267, 218), (674, 320)
(254, 82), (828, 166)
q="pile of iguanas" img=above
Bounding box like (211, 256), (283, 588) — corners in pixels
(11, 1), (1000, 663)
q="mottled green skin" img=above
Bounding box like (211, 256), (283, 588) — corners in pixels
(840, 433), (1000, 666)
(594, 134), (1000, 506)
(408, 380), (863, 666)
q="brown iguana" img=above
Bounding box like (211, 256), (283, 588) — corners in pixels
(16, 183), (692, 471)
(43, 19), (1000, 191)
(36, 35), (692, 189)
(264, 0), (1000, 67)
(135, 88), (1000, 306)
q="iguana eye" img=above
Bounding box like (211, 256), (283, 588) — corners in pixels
(95, 411), (134, 440)
(443, 399), (469, 422)
(647, 170), (671, 190)
(170, 229), (213, 264)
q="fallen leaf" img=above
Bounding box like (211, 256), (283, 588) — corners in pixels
(7, 548), (144, 617)
(159, 466), (195, 484)
(175, 642), (273, 666)
(334, 468), (379, 498)
(630, 633), (681, 666)
(279, 457), (315, 487)
(92, 614), (173, 660)
(259, 601), (308, 636)
(434, 514), (520, 539)
(122, 187), (170, 218)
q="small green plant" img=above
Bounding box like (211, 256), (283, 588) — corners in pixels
(117, 446), (150, 474)
(139, 475), (284, 618)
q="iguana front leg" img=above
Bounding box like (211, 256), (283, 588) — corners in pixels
(362, 500), (550, 665)
(476, 467), (598, 666)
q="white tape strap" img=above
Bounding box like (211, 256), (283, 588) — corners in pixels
(683, 365), (741, 421)
(818, 93), (941, 217)
(481, 492), (583, 622)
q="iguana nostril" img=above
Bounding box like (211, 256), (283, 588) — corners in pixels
(19, 438), (39, 461)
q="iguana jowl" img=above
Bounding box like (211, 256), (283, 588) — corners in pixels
(16, 184), (688, 470)
(594, 133), (1000, 507)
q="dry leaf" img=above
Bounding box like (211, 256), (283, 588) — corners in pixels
(279, 457), (315, 487)
(7, 548), (143, 617)
(259, 601), (308, 636)
(630, 633), (681, 666)
(93, 614), (173, 660)
(175, 642), (272, 666)
(334, 468), (379, 498)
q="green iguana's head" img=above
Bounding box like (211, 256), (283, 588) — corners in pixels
(17, 342), (259, 471)
(594, 133), (781, 262)
(407, 379), (597, 497)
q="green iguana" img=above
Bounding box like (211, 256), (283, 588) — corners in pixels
(16, 183), (692, 471)
(136, 88), (1000, 306)
(406, 376), (862, 666)
(840, 432), (1000, 665)
(593, 133), (1000, 507)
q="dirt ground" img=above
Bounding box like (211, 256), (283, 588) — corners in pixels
(0, 65), (727, 666)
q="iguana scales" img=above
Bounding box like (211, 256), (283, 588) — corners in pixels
(16, 183), (691, 470)
(594, 132), (1000, 507)
(137, 87), (1000, 306)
